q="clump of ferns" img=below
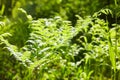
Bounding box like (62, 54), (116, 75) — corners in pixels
(22, 17), (75, 60)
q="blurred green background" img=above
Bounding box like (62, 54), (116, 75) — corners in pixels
(0, 0), (117, 25)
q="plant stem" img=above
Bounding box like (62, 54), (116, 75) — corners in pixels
(114, 0), (118, 79)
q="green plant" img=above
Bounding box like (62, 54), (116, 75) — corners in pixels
(1, 1), (120, 79)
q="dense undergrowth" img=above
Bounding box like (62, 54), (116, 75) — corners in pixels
(0, 8), (120, 80)
(1, 0), (120, 80)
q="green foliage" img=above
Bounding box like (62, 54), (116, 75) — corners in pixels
(0, 12), (81, 79)
(1, 0), (120, 80)
(72, 10), (120, 79)
(1, 0), (120, 25)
